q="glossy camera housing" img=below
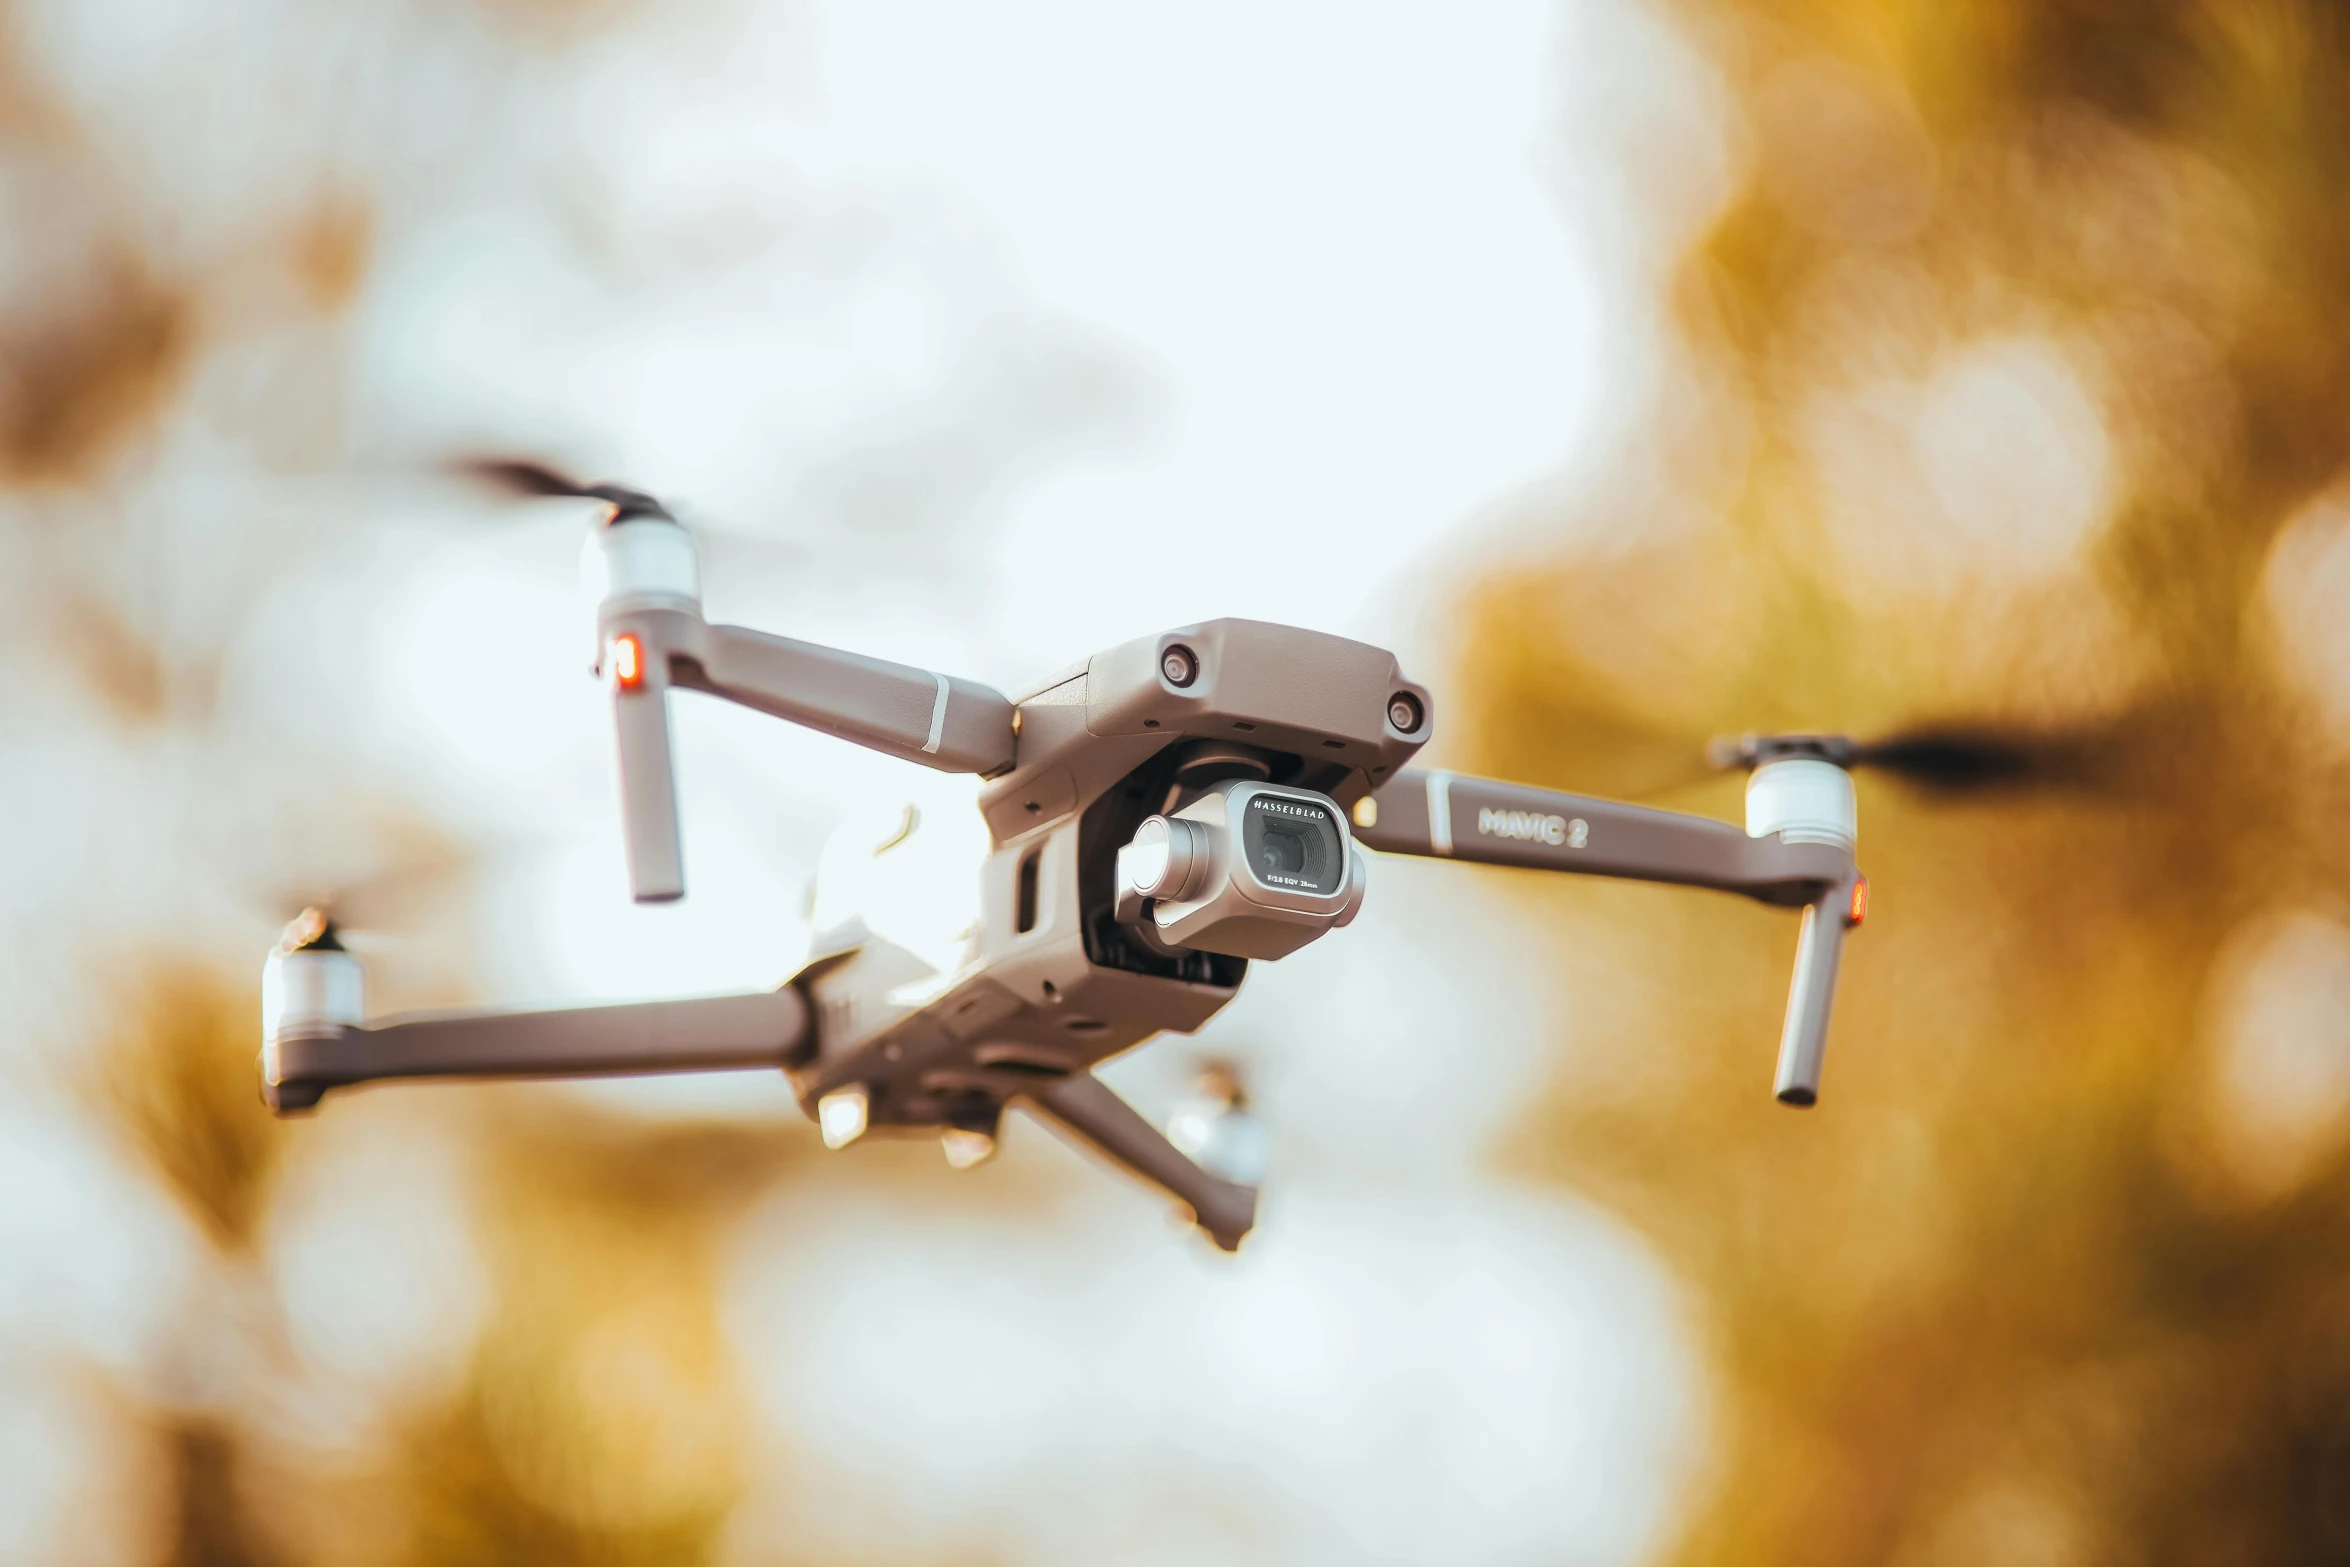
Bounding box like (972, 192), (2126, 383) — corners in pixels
(1115, 780), (1368, 960)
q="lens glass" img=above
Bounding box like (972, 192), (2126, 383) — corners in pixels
(1240, 794), (1343, 894)
(1260, 827), (1307, 878)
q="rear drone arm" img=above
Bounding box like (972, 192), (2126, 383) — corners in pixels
(587, 515), (1017, 902)
(262, 973), (808, 1114)
(1022, 1071), (1258, 1252)
(1356, 768), (1863, 1105)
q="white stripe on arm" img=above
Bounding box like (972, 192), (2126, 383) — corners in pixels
(1426, 770), (1454, 855)
(921, 671), (952, 755)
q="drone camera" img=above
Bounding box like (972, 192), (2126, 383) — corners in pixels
(1116, 780), (1368, 960)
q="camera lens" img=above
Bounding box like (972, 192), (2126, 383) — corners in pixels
(1240, 793), (1343, 894)
(1260, 827), (1307, 878)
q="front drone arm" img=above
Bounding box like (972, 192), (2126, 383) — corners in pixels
(586, 511), (1017, 902)
(1356, 768), (1861, 1105)
(1022, 1072), (1258, 1252)
(263, 987), (808, 1114)
(1353, 768), (1847, 899)
(679, 623), (1016, 773)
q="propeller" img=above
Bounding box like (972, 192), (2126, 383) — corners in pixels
(454, 457), (674, 523)
(1167, 1058), (1270, 1187)
(1708, 709), (2165, 794)
(453, 451), (798, 561)
(262, 833), (543, 953)
(276, 904), (344, 954)
(266, 879), (438, 956)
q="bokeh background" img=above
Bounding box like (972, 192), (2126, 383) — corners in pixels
(6, 1), (2350, 1562)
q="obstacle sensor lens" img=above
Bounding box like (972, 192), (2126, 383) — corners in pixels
(1387, 692), (1422, 733)
(1161, 644), (1199, 687)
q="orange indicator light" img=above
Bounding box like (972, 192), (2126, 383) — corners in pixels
(1847, 875), (1869, 928)
(610, 632), (645, 690)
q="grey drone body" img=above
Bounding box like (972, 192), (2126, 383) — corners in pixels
(262, 494), (1864, 1251)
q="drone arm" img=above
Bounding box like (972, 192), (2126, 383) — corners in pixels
(586, 511), (1012, 902)
(1354, 768), (1846, 899)
(1022, 1072), (1258, 1252)
(678, 624), (1017, 776)
(1358, 767), (1863, 1105)
(612, 659), (687, 901)
(263, 989), (807, 1114)
(1774, 877), (1860, 1105)
(591, 614), (1015, 905)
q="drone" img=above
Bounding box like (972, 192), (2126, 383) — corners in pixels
(261, 464), (1878, 1251)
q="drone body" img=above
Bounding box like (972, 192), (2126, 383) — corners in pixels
(262, 477), (1866, 1250)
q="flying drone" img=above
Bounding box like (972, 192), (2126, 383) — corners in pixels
(262, 463), (1893, 1251)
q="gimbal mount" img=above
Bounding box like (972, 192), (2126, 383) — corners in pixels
(261, 485), (1864, 1251)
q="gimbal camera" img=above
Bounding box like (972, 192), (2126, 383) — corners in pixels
(261, 467), (1867, 1250)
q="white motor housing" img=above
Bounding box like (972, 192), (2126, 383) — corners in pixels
(582, 515), (700, 619)
(260, 941), (364, 1089)
(1745, 758), (1857, 850)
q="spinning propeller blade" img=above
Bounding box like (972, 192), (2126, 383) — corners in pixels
(264, 835), (526, 948)
(1709, 710), (2161, 794)
(454, 456), (673, 521)
(276, 904), (344, 953)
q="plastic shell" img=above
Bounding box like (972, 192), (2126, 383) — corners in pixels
(263, 948), (365, 1041)
(261, 947), (364, 1089)
(584, 517), (700, 615)
(1745, 758), (1857, 850)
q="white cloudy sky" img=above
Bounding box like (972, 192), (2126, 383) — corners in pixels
(0, 1), (1741, 1560)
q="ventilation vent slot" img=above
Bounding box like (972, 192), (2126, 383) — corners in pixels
(1015, 848), (1041, 934)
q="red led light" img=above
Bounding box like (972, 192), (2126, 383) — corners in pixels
(1847, 876), (1869, 928)
(610, 633), (645, 690)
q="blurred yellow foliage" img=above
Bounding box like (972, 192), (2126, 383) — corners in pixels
(93, 965), (289, 1254)
(1464, 1), (2350, 1560)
